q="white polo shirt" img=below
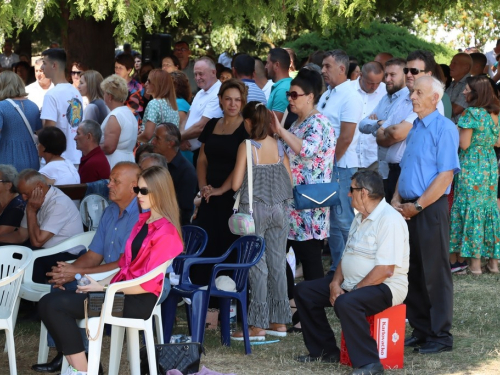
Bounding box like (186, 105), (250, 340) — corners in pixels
(185, 80), (223, 151)
(350, 79), (386, 168)
(341, 199), (409, 306)
(318, 80), (363, 168)
(26, 81), (54, 110)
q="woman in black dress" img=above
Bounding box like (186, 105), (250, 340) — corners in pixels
(191, 79), (249, 286)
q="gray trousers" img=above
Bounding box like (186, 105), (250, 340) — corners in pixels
(240, 201), (292, 328)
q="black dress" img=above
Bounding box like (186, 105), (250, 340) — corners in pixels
(191, 118), (248, 286)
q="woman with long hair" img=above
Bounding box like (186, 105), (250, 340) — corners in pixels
(137, 69), (179, 143)
(78, 70), (109, 124)
(450, 75), (500, 274)
(38, 165), (183, 375)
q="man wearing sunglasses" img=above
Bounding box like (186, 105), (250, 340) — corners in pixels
(375, 50), (445, 202)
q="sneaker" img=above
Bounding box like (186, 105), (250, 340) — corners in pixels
(61, 366), (87, 375)
(450, 262), (462, 273)
(459, 261), (468, 271)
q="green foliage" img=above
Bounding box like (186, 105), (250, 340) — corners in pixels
(284, 22), (456, 64)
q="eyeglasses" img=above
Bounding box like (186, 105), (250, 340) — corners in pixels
(403, 68), (427, 75)
(71, 71), (82, 76)
(133, 186), (150, 195)
(286, 91), (306, 100)
(349, 186), (364, 193)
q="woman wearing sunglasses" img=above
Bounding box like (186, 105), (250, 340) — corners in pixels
(38, 166), (183, 375)
(137, 69), (179, 143)
(270, 68), (335, 333)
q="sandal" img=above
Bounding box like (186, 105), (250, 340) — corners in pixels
(231, 326), (266, 341)
(484, 265), (499, 274)
(266, 323), (287, 337)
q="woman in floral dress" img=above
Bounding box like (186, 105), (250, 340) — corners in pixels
(450, 75), (500, 274)
(271, 68), (335, 330)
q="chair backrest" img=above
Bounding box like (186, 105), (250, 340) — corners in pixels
(79, 194), (109, 230)
(174, 225), (208, 274)
(0, 247), (33, 316)
(232, 236), (265, 292)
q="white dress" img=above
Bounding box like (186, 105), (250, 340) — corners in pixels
(39, 159), (80, 185)
(100, 106), (138, 169)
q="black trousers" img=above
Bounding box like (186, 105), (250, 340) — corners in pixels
(294, 276), (392, 368)
(33, 251), (80, 284)
(384, 163), (401, 203)
(38, 291), (157, 355)
(404, 195), (453, 346)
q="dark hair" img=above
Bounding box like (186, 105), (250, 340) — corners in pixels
(218, 78), (248, 108)
(347, 62), (359, 79)
(115, 53), (135, 71)
(162, 54), (180, 69)
(241, 101), (271, 140)
(170, 70), (192, 103)
(307, 50), (325, 67)
(284, 48), (298, 70)
(290, 68), (323, 104)
(135, 143), (155, 164)
(351, 170), (385, 200)
(470, 53), (487, 70)
(233, 54), (255, 77)
(465, 75), (500, 114)
(140, 62), (155, 84)
(38, 126), (67, 155)
(268, 48), (291, 72)
(218, 67), (233, 79)
(385, 57), (407, 69)
(406, 50), (436, 73)
(158, 122), (181, 149)
(41, 48), (66, 67)
(175, 41), (189, 48)
(440, 64), (452, 89)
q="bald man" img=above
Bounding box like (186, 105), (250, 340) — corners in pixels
(446, 53), (472, 123)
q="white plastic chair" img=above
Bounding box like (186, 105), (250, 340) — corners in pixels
(60, 260), (172, 375)
(0, 246), (33, 375)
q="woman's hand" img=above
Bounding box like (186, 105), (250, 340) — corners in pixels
(270, 111), (284, 137)
(203, 186), (223, 203)
(76, 275), (103, 294)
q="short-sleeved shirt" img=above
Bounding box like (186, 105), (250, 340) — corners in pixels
(341, 199), (409, 306)
(167, 152), (198, 225)
(398, 110), (460, 199)
(39, 160), (80, 185)
(20, 186), (83, 252)
(40, 83), (84, 165)
(83, 99), (110, 125)
(176, 98), (190, 114)
(182, 60), (198, 95)
(184, 80), (223, 151)
(242, 79), (267, 105)
(267, 77), (292, 114)
(445, 74), (470, 124)
(26, 81), (54, 110)
(0, 195), (26, 228)
(78, 147), (111, 183)
(143, 98), (180, 127)
(318, 80), (364, 168)
(89, 198), (139, 263)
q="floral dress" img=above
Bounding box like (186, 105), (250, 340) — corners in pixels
(142, 98), (180, 127)
(283, 113), (336, 241)
(450, 107), (500, 258)
(126, 79), (146, 133)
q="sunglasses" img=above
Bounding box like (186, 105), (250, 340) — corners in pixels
(403, 68), (427, 75)
(286, 91), (307, 100)
(71, 71), (82, 76)
(133, 186), (150, 195)
(349, 186), (364, 193)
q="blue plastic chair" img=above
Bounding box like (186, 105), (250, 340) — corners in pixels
(162, 235), (265, 354)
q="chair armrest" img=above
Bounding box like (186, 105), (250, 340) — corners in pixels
(87, 268), (119, 281)
(180, 251), (232, 283)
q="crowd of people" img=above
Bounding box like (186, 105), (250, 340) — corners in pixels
(1, 35), (500, 375)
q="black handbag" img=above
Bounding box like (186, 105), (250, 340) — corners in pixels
(140, 343), (203, 375)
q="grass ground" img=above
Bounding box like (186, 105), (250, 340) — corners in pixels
(1, 272), (500, 374)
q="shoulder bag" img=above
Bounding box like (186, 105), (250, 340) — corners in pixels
(140, 343), (203, 375)
(228, 140), (256, 235)
(6, 98), (38, 147)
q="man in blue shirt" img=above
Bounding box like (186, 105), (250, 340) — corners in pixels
(265, 48), (292, 123)
(391, 76), (460, 355)
(32, 162), (140, 373)
(232, 54), (267, 105)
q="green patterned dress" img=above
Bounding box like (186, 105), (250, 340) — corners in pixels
(450, 107), (500, 258)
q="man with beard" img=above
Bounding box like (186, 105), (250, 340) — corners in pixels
(265, 48), (292, 122)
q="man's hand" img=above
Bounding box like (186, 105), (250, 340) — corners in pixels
(27, 186), (44, 211)
(399, 203), (419, 220)
(47, 261), (78, 287)
(329, 280), (344, 306)
(180, 140), (191, 151)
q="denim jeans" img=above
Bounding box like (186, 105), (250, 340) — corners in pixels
(328, 167), (357, 272)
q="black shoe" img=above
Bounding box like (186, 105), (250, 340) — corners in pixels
(296, 352), (340, 363)
(31, 352), (63, 373)
(350, 362), (384, 375)
(404, 335), (425, 347)
(417, 341), (452, 354)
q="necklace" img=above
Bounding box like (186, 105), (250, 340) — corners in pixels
(220, 116), (242, 134)
(297, 108), (316, 125)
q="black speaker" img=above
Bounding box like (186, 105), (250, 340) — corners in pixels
(142, 34), (172, 68)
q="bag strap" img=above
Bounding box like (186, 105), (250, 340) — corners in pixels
(6, 99), (37, 148)
(233, 140), (254, 215)
(84, 299), (104, 341)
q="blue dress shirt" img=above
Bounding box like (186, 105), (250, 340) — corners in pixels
(89, 197), (140, 263)
(398, 110), (460, 199)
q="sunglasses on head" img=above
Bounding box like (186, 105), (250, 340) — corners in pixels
(71, 71), (82, 76)
(133, 186), (150, 195)
(286, 91), (307, 100)
(403, 68), (427, 75)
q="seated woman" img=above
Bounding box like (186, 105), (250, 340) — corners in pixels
(38, 165), (183, 374)
(38, 127), (80, 185)
(0, 164), (25, 237)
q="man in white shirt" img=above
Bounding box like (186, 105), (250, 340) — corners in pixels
(350, 62), (386, 172)
(26, 58), (54, 111)
(180, 57), (223, 165)
(295, 170), (409, 375)
(0, 39), (20, 68)
(40, 48), (84, 167)
(318, 49), (363, 273)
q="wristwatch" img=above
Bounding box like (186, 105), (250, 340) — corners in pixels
(414, 201), (424, 212)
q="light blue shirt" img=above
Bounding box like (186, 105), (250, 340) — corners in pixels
(398, 110), (460, 199)
(242, 79), (267, 105)
(89, 197), (140, 263)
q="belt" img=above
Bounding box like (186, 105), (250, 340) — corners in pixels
(401, 194), (448, 204)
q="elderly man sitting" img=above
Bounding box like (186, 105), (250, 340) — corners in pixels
(294, 170), (409, 375)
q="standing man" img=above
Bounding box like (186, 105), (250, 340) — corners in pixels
(351, 62), (386, 172)
(173, 41), (197, 94)
(446, 53), (472, 124)
(392, 76), (459, 354)
(265, 48), (292, 122)
(0, 39), (20, 68)
(180, 57), (223, 165)
(318, 49), (363, 273)
(40, 48), (84, 167)
(74, 120), (110, 183)
(233, 53), (267, 104)
(26, 58), (54, 111)
(254, 58), (273, 100)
